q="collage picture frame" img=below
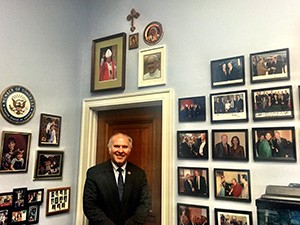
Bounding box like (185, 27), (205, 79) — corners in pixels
(46, 187), (70, 216)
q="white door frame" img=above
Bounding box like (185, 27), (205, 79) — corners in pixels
(75, 88), (174, 225)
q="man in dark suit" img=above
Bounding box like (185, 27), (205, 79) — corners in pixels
(214, 134), (231, 159)
(83, 133), (151, 225)
(192, 170), (207, 196)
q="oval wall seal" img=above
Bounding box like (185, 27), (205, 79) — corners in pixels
(0, 85), (36, 124)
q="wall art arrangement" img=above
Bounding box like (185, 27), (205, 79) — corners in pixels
(46, 187), (70, 216)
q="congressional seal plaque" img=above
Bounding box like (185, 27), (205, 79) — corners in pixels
(0, 85), (36, 124)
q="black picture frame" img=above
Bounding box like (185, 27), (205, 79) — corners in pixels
(177, 130), (208, 160)
(0, 192), (13, 209)
(178, 96), (206, 122)
(178, 167), (209, 198)
(214, 168), (251, 202)
(11, 209), (27, 224)
(215, 208), (253, 225)
(177, 203), (209, 225)
(0, 209), (9, 224)
(252, 127), (296, 162)
(12, 188), (27, 209)
(27, 205), (40, 224)
(250, 48), (290, 83)
(251, 85), (294, 121)
(27, 189), (44, 205)
(212, 129), (249, 161)
(211, 55), (245, 88)
(210, 90), (248, 123)
(38, 113), (62, 146)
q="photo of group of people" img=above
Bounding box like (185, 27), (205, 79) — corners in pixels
(213, 94), (244, 114)
(215, 209), (252, 225)
(179, 97), (206, 122)
(178, 203), (209, 225)
(39, 114), (61, 146)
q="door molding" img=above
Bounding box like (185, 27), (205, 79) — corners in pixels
(75, 89), (174, 225)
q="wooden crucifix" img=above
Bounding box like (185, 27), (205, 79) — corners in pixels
(126, 8), (140, 32)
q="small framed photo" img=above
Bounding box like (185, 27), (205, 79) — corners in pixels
(212, 129), (249, 161)
(0, 209), (9, 224)
(33, 151), (64, 180)
(0, 131), (31, 173)
(211, 55), (245, 88)
(0, 192), (13, 208)
(177, 203), (209, 225)
(46, 187), (70, 216)
(11, 209), (27, 224)
(215, 208), (253, 225)
(210, 90), (248, 123)
(253, 127), (296, 162)
(27, 205), (40, 224)
(138, 45), (166, 87)
(250, 48), (290, 83)
(12, 188), (27, 209)
(128, 33), (139, 50)
(214, 168), (251, 202)
(27, 189), (44, 205)
(177, 130), (208, 159)
(252, 85), (294, 121)
(38, 113), (61, 146)
(91, 32), (126, 92)
(178, 167), (209, 198)
(178, 96), (206, 122)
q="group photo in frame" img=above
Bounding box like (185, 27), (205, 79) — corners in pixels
(177, 130), (208, 159)
(252, 127), (296, 162)
(138, 45), (166, 87)
(11, 209), (27, 224)
(33, 151), (64, 180)
(91, 32), (126, 92)
(178, 96), (206, 122)
(252, 85), (294, 121)
(211, 55), (245, 88)
(27, 189), (44, 205)
(210, 90), (248, 123)
(215, 208), (253, 225)
(38, 113), (61, 146)
(250, 48), (290, 83)
(0, 131), (31, 173)
(214, 168), (251, 202)
(46, 187), (70, 216)
(178, 167), (209, 198)
(0, 192), (13, 208)
(212, 129), (249, 161)
(177, 203), (209, 225)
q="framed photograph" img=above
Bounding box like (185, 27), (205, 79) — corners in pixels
(253, 127), (296, 162)
(250, 48), (290, 83)
(210, 90), (248, 123)
(178, 96), (206, 122)
(252, 85), (294, 121)
(27, 205), (40, 224)
(177, 130), (208, 159)
(214, 168), (251, 202)
(11, 209), (27, 224)
(177, 203), (209, 225)
(215, 208), (253, 225)
(33, 151), (64, 180)
(211, 55), (245, 88)
(27, 189), (44, 205)
(46, 187), (70, 216)
(12, 188), (27, 209)
(212, 129), (249, 161)
(128, 33), (139, 50)
(0, 131), (31, 173)
(0, 192), (13, 208)
(143, 21), (163, 46)
(91, 32), (126, 92)
(138, 45), (166, 87)
(38, 113), (61, 146)
(178, 167), (209, 198)
(0, 209), (9, 224)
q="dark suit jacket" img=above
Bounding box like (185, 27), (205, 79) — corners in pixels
(214, 142), (231, 159)
(83, 160), (151, 225)
(193, 176), (207, 196)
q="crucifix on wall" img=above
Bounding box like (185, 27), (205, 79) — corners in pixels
(126, 8), (140, 32)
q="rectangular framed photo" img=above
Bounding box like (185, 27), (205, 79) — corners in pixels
(177, 203), (209, 225)
(33, 151), (64, 180)
(0, 131), (31, 173)
(13, 187), (27, 209)
(27, 189), (44, 205)
(252, 85), (294, 121)
(46, 187), (70, 216)
(177, 130), (208, 159)
(178, 167), (209, 198)
(38, 113), (61, 146)
(138, 45), (166, 87)
(250, 48), (290, 83)
(11, 209), (27, 224)
(215, 208), (253, 225)
(27, 205), (40, 224)
(0, 192), (13, 208)
(178, 96), (206, 122)
(128, 33), (139, 50)
(0, 209), (9, 225)
(91, 32), (126, 92)
(214, 168), (251, 202)
(253, 127), (296, 162)
(210, 90), (248, 123)
(212, 129), (249, 161)
(211, 55), (245, 88)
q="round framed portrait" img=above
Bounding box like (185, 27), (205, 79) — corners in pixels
(0, 85), (36, 124)
(143, 21), (163, 45)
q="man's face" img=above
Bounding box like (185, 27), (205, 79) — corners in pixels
(265, 133), (272, 141)
(109, 135), (131, 167)
(146, 56), (159, 74)
(221, 135), (228, 144)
